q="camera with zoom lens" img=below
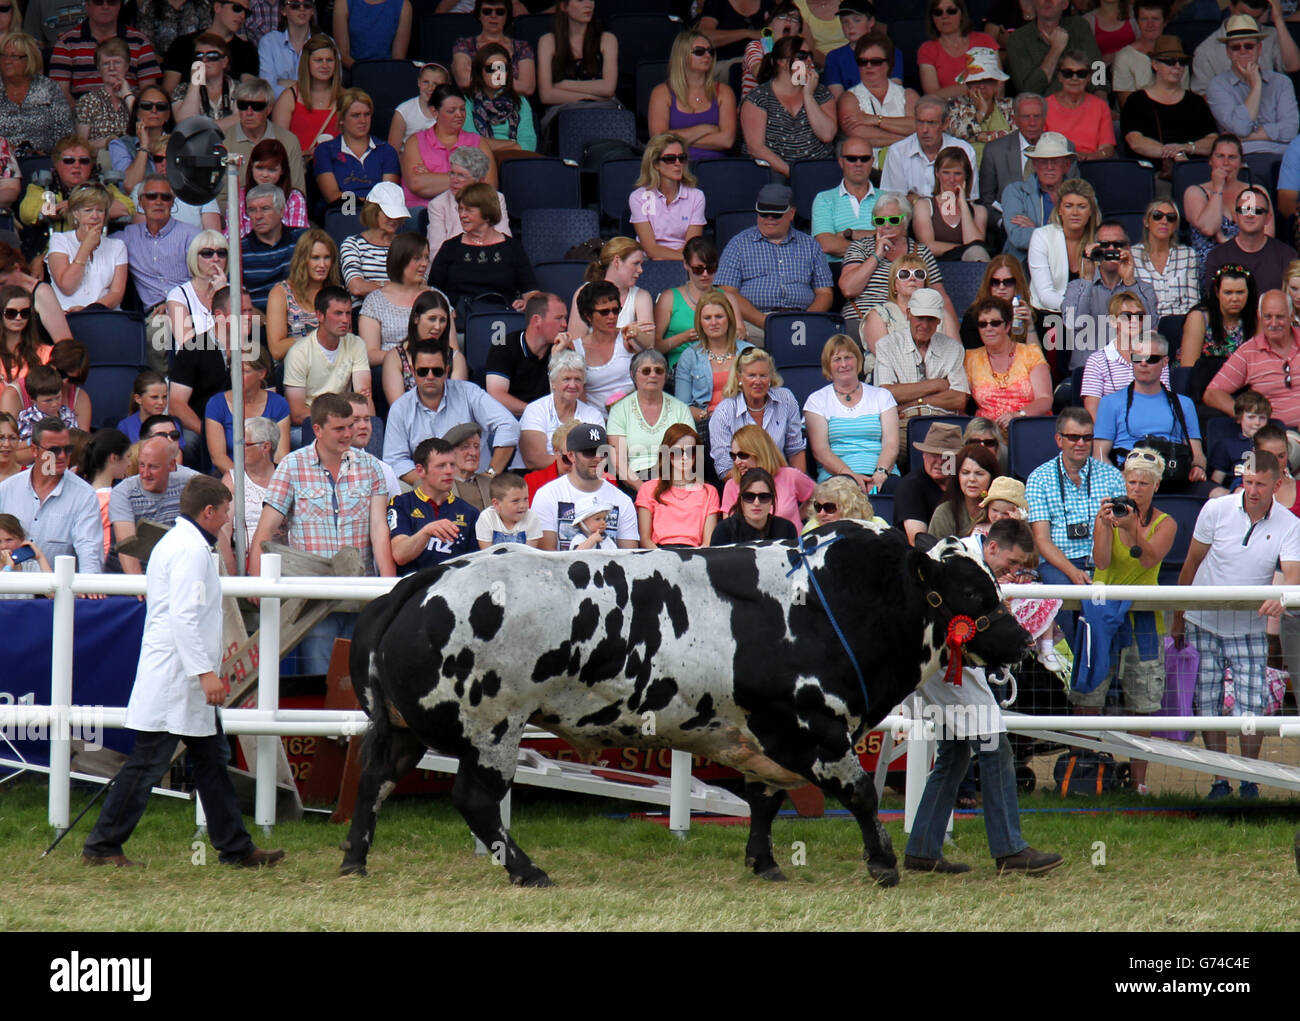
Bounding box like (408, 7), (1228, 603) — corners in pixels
(1110, 497), (1138, 517)
(1090, 245), (1124, 262)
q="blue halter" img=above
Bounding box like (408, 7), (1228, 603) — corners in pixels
(785, 532), (870, 711)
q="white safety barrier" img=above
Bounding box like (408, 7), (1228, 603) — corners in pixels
(2, 557), (1299, 835)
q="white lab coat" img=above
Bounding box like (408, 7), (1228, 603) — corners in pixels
(125, 517), (223, 737)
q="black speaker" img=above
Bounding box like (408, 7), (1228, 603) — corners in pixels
(166, 116), (227, 206)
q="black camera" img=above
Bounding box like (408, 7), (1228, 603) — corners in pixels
(1066, 522), (1090, 540)
(1090, 245), (1124, 262)
(1110, 497), (1138, 517)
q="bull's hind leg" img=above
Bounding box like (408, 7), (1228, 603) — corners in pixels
(742, 782), (789, 881)
(339, 728), (426, 877)
(452, 760), (553, 888)
(814, 758), (899, 887)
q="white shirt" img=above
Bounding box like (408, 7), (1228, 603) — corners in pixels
(48, 231), (127, 310)
(878, 132), (980, 201)
(1186, 493), (1300, 636)
(519, 394), (607, 456)
(532, 475), (638, 549)
(125, 517), (223, 737)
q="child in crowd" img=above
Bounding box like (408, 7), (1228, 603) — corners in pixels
(1208, 390), (1271, 493)
(476, 472), (542, 549)
(16, 365), (77, 442)
(568, 497), (616, 551)
(0, 513), (50, 599)
(119, 371), (185, 451)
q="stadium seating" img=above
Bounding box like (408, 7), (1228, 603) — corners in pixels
(775, 363), (824, 408)
(511, 15), (551, 54)
(83, 364), (147, 429)
(1007, 415), (1059, 481)
(324, 207), (361, 247)
(464, 310), (525, 385)
(417, 13), (478, 66)
(349, 60), (417, 143)
(635, 60), (669, 127)
(1079, 159), (1156, 215)
(598, 156), (642, 229)
(533, 261), (589, 304)
(500, 158), (581, 218)
(556, 106), (637, 165)
(519, 208), (600, 267)
(607, 14), (683, 101)
(1154, 493), (1205, 585)
(712, 210), (753, 250)
(694, 158), (772, 220)
(763, 312), (842, 369)
(789, 159), (840, 223)
(938, 261), (987, 318)
(868, 492), (894, 526)
(636, 259), (686, 299)
(67, 310), (149, 366)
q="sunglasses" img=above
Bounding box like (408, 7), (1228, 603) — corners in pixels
(591, 306), (620, 317)
(1286, 362), (1293, 389)
(1236, 204), (1266, 215)
(219, 0), (250, 13)
(657, 153), (686, 164)
(687, 262), (716, 275)
(895, 268), (926, 281)
(137, 99), (169, 112)
(1149, 209), (1178, 222)
(284, 0), (313, 7)
(1058, 68), (1090, 79)
(757, 211), (786, 220)
(1154, 56), (1189, 67)
(0, 4), (11, 10)
(88, 0), (120, 5)
(142, 191), (174, 202)
(414, 364), (447, 377)
(1059, 432), (1094, 444)
(978, 318), (1005, 328)
(793, 50), (812, 62)
(1131, 353), (1165, 364)
(3, 306), (30, 320)
(842, 153), (872, 163)
(149, 429), (182, 441)
(236, 99), (268, 111)
(1227, 42), (1257, 51)
(731, 449), (753, 460)
(857, 57), (888, 67)
(61, 156), (92, 166)
(39, 444), (74, 456)
(989, 275), (1016, 287)
(933, 5), (960, 14)
(198, 248), (227, 259)
(741, 491), (774, 503)
(691, 45), (715, 57)
(479, 4), (507, 13)
(971, 437), (999, 448)
(873, 214), (904, 226)
(195, 51), (225, 62)
(639, 367), (666, 376)
(813, 502), (838, 514)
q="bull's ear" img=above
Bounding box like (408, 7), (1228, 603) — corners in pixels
(907, 547), (940, 585)
(913, 532), (939, 555)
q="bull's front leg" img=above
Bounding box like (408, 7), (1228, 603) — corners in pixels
(452, 760), (553, 888)
(742, 782), (789, 881)
(814, 758), (899, 888)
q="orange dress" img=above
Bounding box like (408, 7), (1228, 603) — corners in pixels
(964, 343), (1047, 421)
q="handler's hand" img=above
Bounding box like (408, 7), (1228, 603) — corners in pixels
(200, 670), (227, 706)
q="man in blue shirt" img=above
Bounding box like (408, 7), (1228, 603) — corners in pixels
(715, 184), (833, 339)
(387, 436), (480, 575)
(999, 131), (1073, 262)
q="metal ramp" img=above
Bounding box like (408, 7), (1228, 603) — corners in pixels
(1004, 718), (1300, 792)
(416, 747), (750, 816)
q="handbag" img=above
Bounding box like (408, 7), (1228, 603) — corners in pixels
(1158, 635), (1196, 741)
(1109, 382), (1194, 487)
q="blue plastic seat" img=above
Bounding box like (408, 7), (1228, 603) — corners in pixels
(417, 13), (479, 66)
(790, 159), (841, 223)
(938, 261), (987, 318)
(533, 261), (589, 305)
(464, 310), (525, 384)
(764, 312), (843, 369)
(713, 210), (753, 251)
(83, 363), (147, 429)
(1007, 415), (1060, 481)
(868, 492), (894, 526)
(694, 158), (772, 220)
(349, 60), (418, 142)
(324, 207), (361, 247)
(556, 106), (637, 165)
(775, 364), (824, 408)
(607, 14), (683, 96)
(500, 158), (580, 217)
(1079, 159), (1156, 215)
(598, 156), (643, 228)
(636, 259), (686, 300)
(67, 310), (148, 366)
(519, 208), (600, 267)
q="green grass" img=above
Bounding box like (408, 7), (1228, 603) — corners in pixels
(2, 778), (1298, 931)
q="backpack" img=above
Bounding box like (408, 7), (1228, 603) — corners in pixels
(581, 138), (641, 174)
(1053, 749), (1129, 796)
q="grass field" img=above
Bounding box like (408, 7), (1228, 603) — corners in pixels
(3, 777), (1298, 932)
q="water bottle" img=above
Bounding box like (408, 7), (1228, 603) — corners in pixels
(1011, 295), (1027, 339)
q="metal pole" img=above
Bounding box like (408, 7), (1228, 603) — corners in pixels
(255, 553), (281, 831)
(226, 153), (246, 573)
(48, 555), (75, 832)
(668, 749), (691, 840)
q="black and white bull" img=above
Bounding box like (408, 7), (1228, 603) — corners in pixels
(340, 521), (1029, 886)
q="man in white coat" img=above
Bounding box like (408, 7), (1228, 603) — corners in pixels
(83, 477), (284, 868)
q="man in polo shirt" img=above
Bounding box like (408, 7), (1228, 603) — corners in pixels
(242, 182), (305, 311)
(251, 392), (395, 674)
(0, 418), (103, 573)
(1060, 221), (1159, 371)
(313, 88), (401, 207)
(122, 173), (200, 320)
(894, 421), (962, 545)
(534, 424), (639, 550)
(283, 285), (372, 443)
(387, 436), (479, 575)
(872, 288), (970, 415)
(383, 342), (519, 484)
(485, 292), (569, 415)
(1190, 1), (1300, 94)
(1006, 0), (1105, 96)
(110, 435), (198, 574)
(220, 78), (306, 203)
(714, 183), (833, 339)
(1205, 15), (1299, 155)
(1201, 186), (1295, 295)
(1173, 450), (1300, 797)
(811, 136), (878, 263)
(1205, 289), (1300, 427)
(1025, 407), (1126, 587)
(878, 97), (978, 207)
(47, 0), (162, 104)
(163, 0), (259, 91)
(1000, 131), (1074, 263)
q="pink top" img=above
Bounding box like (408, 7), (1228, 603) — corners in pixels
(635, 483), (721, 546)
(917, 32), (1000, 90)
(1045, 93), (1115, 155)
(720, 465), (815, 528)
(404, 126), (482, 209)
(1092, 18), (1136, 57)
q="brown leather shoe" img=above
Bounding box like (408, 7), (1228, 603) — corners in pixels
(83, 853), (145, 868)
(903, 854), (972, 874)
(996, 847), (1064, 875)
(237, 847), (285, 868)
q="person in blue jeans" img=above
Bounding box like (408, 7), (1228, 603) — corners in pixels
(904, 518), (1064, 875)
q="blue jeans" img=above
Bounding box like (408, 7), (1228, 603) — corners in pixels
(905, 734), (1027, 861)
(297, 612), (358, 677)
(84, 726), (254, 863)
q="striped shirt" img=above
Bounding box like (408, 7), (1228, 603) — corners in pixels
(48, 22), (162, 97)
(842, 237), (943, 321)
(1130, 243), (1200, 318)
(340, 233), (390, 307)
(242, 226), (304, 310)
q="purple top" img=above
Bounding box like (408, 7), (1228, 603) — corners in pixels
(670, 91), (722, 163)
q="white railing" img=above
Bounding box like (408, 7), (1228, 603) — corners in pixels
(3, 558), (1300, 834)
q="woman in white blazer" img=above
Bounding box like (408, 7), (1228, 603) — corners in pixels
(1027, 177), (1101, 313)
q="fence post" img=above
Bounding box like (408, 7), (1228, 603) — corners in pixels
(903, 717), (933, 836)
(48, 555), (75, 832)
(255, 553), (282, 833)
(669, 749), (691, 840)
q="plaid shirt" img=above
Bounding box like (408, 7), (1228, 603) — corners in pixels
(262, 444), (387, 574)
(48, 21), (162, 97)
(714, 226), (832, 315)
(244, 0), (279, 47)
(1025, 453), (1127, 560)
(1130, 243), (1200, 318)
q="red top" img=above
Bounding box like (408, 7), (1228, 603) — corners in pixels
(917, 33), (1000, 90)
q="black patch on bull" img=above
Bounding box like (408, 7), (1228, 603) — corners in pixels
(681, 693), (715, 730)
(570, 599), (600, 643)
(469, 593), (504, 641)
(576, 700), (623, 727)
(567, 561), (591, 589)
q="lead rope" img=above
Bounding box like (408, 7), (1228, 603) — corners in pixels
(785, 534), (870, 710)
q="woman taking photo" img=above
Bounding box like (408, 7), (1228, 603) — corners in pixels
(452, 0), (537, 97)
(928, 440), (1000, 538)
(570, 237), (655, 344)
(959, 256), (1037, 349)
(674, 289), (753, 428)
(964, 296), (1053, 431)
(401, 83), (495, 210)
(0, 284), (48, 386)
(720, 423), (812, 529)
(172, 32), (237, 132)
(741, 34), (836, 177)
(1183, 134), (1270, 268)
(911, 146), (990, 263)
(0, 31), (73, 157)
(536, 0), (618, 116)
(917, 0), (1000, 99)
(635, 422), (720, 549)
(1180, 264), (1257, 402)
(711, 466), (800, 544)
(360, 232), (431, 366)
(518, 349), (605, 470)
(804, 333), (898, 492)
(204, 345), (290, 474)
(628, 133), (706, 261)
(647, 31), (737, 164)
(465, 42), (539, 162)
(47, 185), (128, 311)
(1027, 177), (1101, 313)
(427, 183), (536, 317)
(709, 347), (807, 476)
(111, 82), (173, 190)
(238, 138), (308, 237)
(654, 237), (746, 373)
(381, 289), (467, 405)
(608, 348), (693, 494)
(1129, 198), (1199, 318)
(272, 34), (342, 161)
(1045, 49), (1115, 162)
(266, 229), (340, 360)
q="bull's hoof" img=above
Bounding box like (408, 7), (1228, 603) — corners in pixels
(755, 864), (788, 882)
(867, 864), (900, 888)
(339, 862), (368, 878)
(511, 867), (554, 888)
(338, 839), (351, 853)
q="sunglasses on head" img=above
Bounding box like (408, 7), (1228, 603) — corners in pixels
(657, 152), (686, 164)
(842, 153), (872, 163)
(1058, 67), (1090, 79)
(857, 56), (888, 67)
(3, 306), (30, 320)
(198, 248), (227, 259)
(61, 156), (91, 166)
(895, 268), (926, 281)
(1149, 209), (1178, 222)
(691, 45), (715, 57)
(741, 490), (774, 503)
(813, 502), (838, 514)
(873, 214), (904, 226)
(236, 99), (268, 111)
(415, 364), (447, 377)
(137, 99), (169, 112)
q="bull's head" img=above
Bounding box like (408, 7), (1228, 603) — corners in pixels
(908, 538), (1030, 679)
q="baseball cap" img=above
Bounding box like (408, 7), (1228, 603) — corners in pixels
(566, 423), (608, 452)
